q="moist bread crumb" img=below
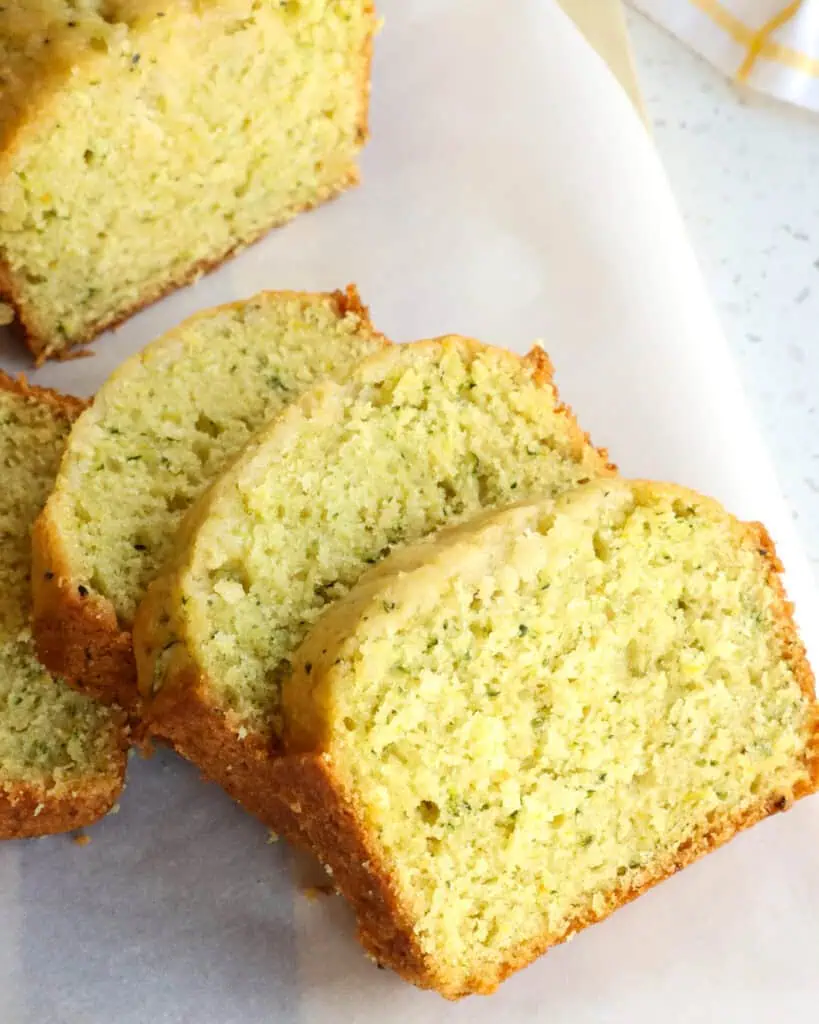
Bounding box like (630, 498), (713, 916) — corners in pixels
(32, 287), (387, 710)
(0, 1), (375, 359)
(279, 480), (819, 997)
(134, 336), (613, 830)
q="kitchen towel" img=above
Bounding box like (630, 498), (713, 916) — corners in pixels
(632, 0), (819, 110)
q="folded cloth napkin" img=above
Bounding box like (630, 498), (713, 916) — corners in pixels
(631, 0), (819, 111)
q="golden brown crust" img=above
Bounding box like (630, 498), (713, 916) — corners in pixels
(0, 703), (129, 840)
(31, 511), (140, 712)
(275, 753), (437, 985)
(522, 344), (616, 475)
(143, 667), (307, 840)
(0, 770), (124, 841)
(0, 369), (87, 420)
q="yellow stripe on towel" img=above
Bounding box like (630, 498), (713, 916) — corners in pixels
(689, 0), (819, 79)
(737, 1), (803, 80)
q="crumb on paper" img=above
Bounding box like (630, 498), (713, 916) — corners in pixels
(109, 802), (121, 816)
(302, 884), (336, 901)
(0, 303), (14, 327)
(55, 346), (94, 362)
(133, 737), (155, 759)
(72, 832), (91, 847)
(266, 830), (280, 844)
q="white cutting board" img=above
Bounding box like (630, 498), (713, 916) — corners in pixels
(1, 2), (817, 1022)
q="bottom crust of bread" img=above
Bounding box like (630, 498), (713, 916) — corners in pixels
(0, 168), (359, 364)
(145, 669), (307, 843)
(31, 526), (139, 714)
(276, 752), (813, 999)
(0, 751), (126, 840)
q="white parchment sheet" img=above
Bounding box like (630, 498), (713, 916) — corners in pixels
(1, 2), (817, 1021)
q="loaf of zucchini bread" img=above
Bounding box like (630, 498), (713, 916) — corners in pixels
(133, 336), (613, 832)
(0, 1), (375, 359)
(280, 480), (819, 997)
(33, 287), (386, 709)
(0, 373), (126, 839)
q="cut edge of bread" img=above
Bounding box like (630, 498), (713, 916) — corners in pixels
(142, 656), (307, 837)
(132, 470), (322, 836)
(276, 479), (819, 998)
(0, 0), (377, 360)
(0, 370), (128, 839)
(3, 174), (360, 363)
(133, 339), (614, 831)
(32, 285), (381, 715)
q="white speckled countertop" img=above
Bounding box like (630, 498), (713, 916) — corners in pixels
(627, 10), (819, 578)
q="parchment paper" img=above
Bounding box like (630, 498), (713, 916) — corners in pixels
(1, 2), (817, 1021)
(558, 0), (642, 110)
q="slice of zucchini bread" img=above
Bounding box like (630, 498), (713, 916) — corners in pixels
(33, 288), (387, 710)
(0, 1), (375, 360)
(133, 337), (613, 831)
(279, 479), (819, 998)
(0, 374), (126, 839)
